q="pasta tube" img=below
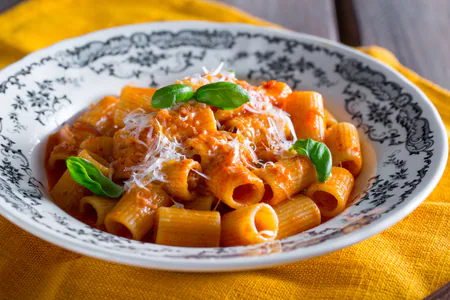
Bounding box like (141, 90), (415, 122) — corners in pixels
(48, 149), (73, 170)
(206, 164), (265, 209)
(50, 169), (87, 212)
(114, 86), (157, 127)
(161, 159), (202, 202)
(283, 91), (326, 142)
(154, 207), (221, 247)
(324, 109), (338, 128)
(183, 195), (216, 211)
(79, 136), (114, 162)
(273, 195), (321, 239)
(261, 80), (292, 107)
(325, 122), (362, 177)
(306, 167), (354, 217)
(253, 156), (316, 206)
(51, 148), (112, 212)
(79, 196), (117, 227)
(112, 129), (148, 179)
(221, 203), (278, 246)
(77, 149), (112, 178)
(104, 184), (172, 240)
(223, 114), (291, 152)
(77, 96), (119, 136)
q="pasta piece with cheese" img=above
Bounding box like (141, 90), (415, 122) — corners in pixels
(104, 184), (172, 240)
(184, 195), (216, 211)
(306, 167), (354, 217)
(206, 163), (265, 209)
(221, 203), (278, 246)
(324, 109), (338, 128)
(261, 80), (292, 107)
(253, 156), (316, 206)
(283, 91), (326, 142)
(214, 107), (243, 123)
(325, 122), (362, 177)
(273, 195), (321, 239)
(161, 159), (202, 202)
(112, 129), (148, 180)
(154, 207), (221, 247)
(79, 196), (118, 227)
(185, 131), (255, 169)
(79, 136), (114, 162)
(155, 103), (217, 140)
(222, 113), (291, 153)
(77, 96), (119, 136)
(114, 86), (157, 128)
(50, 169), (88, 212)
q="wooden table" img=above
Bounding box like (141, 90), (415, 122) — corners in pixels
(217, 0), (450, 90)
(0, 0), (449, 297)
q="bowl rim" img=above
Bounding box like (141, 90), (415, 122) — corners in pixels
(0, 21), (447, 272)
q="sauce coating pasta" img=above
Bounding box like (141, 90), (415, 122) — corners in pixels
(45, 66), (363, 247)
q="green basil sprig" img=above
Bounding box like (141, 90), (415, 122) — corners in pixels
(151, 84), (195, 108)
(151, 82), (250, 110)
(291, 138), (332, 182)
(66, 156), (123, 198)
(195, 82), (250, 110)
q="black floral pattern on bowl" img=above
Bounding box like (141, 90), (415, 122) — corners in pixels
(0, 26), (435, 260)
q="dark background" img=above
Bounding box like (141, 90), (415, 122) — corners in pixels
(1, 0), (449, 90)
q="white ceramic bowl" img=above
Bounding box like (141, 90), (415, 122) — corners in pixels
(0, 22), (446, 272)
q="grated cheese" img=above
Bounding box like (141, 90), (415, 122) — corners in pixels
(123, 116), (186, 191)
(191, 168), (210, 180)
(259, 230), (276, 238)
(120, 64), (297, 190)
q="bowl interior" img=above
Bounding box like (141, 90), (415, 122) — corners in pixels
(0, 22), (446, 271)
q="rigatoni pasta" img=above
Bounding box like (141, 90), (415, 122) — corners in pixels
(77, 96), (119, 136)
(79, 196), (117, 227)
(154, 207), (221, 247)
(206, 163), (265, 209)
(45, 66), (364, 247)
(253, 156), (316, 206)
(50, 169), (87, 212)
(79, 136), (114, 162)
(184, 195), (216, 211)
(221, 203), (278, 246)
(325, 122), (362, 177)
(114, 86), (157, 127)
(273, 195), (321, 239)
(306, 167), (355, 217)
(284, 91), (326, 142)
(104, 184), (172, 240)
(161, 159), (202, 202)
(324, 109), (338, 128)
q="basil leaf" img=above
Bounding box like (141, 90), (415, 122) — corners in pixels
(291, 138), (332, 182)
(66, 157), (123, 198)
(152, 84), (194, 108)
(195, 82), (250, 110)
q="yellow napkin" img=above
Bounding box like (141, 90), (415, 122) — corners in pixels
(0, 1), (449, 299)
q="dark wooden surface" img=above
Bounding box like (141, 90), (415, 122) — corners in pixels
(0, 0), (20, 12)
(352, 0), (450, 89)
(217, 0), (339, 40)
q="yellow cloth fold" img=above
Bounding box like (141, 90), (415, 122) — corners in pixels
(0, 0), (449, 299)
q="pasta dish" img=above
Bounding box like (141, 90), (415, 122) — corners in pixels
(45, 64), (362, 247)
